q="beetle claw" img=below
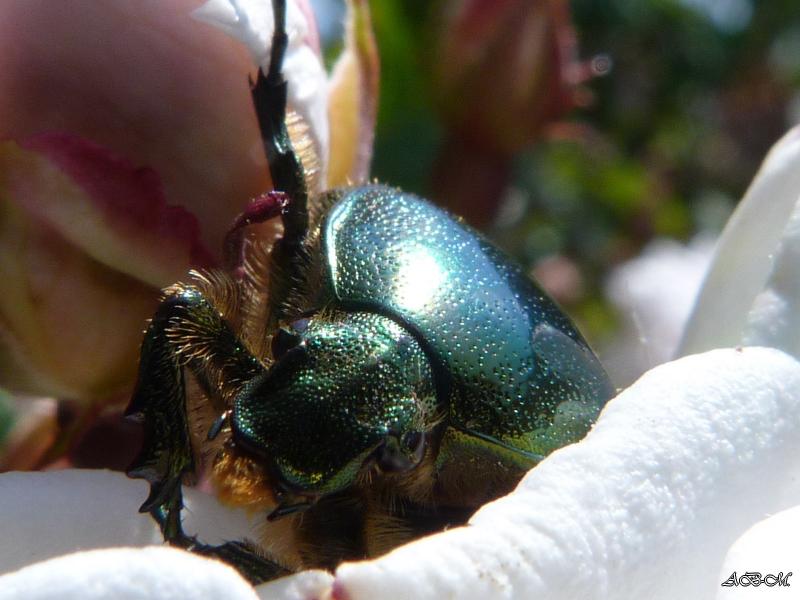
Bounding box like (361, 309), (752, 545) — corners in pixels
(207, 410), (231, 441)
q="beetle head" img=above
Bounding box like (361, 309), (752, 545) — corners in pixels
(231, 311), (438, 499)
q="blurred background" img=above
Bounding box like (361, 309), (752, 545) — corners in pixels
(2, 0), (799, 468)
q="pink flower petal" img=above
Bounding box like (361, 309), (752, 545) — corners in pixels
(20, 132), (216, 285)
(0, 0), (272, 254)
(0, 133), (224, 398)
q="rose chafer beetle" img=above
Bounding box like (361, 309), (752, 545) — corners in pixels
(126, 0), (614, 584)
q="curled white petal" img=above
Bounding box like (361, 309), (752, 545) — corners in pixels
(0, 469), (259, 575)
(333, 347), (800, 600)
(193, 0), (304, 66)
(193, 0), (329, 187)
(605, 234), (715, 383)
(0, 546), (258, 600)
(680, 126), (800, 357)
(742, 199), (800, 357)
(0, 470), (159, 574)
(716, 506), (800, 599)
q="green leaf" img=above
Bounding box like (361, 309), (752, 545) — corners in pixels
(0, 387), (16, 448)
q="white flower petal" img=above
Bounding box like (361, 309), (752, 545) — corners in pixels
(333, 347), (800, 600)
(0, 546), (258, 600)
(742, 199), (800, 356)
(0, 469), (259, 575)
(0, 470), (159, 574)
(193, 0), (306, 66)
(193, 0), (329, 188)
(680, 126), (800, 357)
(716, 506), (800, 599)
(605, 234), (716, 383)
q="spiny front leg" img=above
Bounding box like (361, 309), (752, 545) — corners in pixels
(126, 279), (264, 517)
(253, 0), (309, 213)
(247, 0), (318, 333)
(124, 278), (287, 583)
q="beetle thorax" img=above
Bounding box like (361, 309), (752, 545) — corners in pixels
(230, 311), (439, 496)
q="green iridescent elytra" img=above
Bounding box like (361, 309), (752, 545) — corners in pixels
(322, 186), (613, 457)
(125, 0), (614, 584)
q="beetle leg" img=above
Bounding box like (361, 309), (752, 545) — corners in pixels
(224, 191), (290, 278)
(153, 501), (290, 584)
(226, 0), (310, 283)
(250, 0), (309, 249)
(246, 0), (317, 331)
(252, 0), (309, 221)
(125, 284), (272, 565)
(190, 540), (291, 584)
(126, 283), (264, 513)
(227, 0), (304, 274)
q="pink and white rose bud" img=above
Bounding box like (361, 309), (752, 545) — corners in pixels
(0, 0), (333, 404)
(433, 0), (584, 154)
(0, 133), (215, 401)
(430, 0), (589, 226)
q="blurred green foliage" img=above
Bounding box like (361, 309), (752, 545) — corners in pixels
(0, 388), (14, 448)
(350, 0), (800, 340)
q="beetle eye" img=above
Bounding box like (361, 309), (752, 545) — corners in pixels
(375, 431), (426, 473)
(401, 430), (424, 454)
(401, 431), (426, 463)
(290, 318), (310, 333)
(271, 327), (303, 360)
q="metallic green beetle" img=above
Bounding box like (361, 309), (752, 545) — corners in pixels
(126, 0), (614, 584)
